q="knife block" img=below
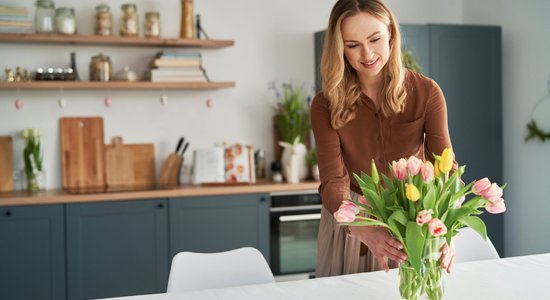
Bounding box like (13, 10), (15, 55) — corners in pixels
(159, 154), (183, 186)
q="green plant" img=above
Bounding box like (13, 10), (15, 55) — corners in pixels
(21, 128), (43, 191)
(402, 49), (422, 73)
(270, 82), (311, 144)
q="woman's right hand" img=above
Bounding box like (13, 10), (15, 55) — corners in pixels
(349, 226), (407, 271)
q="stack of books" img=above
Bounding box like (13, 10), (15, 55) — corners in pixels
(149, 51), (209, 82)
(0, 5), (32, 33)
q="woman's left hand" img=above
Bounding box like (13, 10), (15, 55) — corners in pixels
(439, 242), (455, 273)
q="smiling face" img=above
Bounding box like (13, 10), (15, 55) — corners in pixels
(341, 11), (391, 81)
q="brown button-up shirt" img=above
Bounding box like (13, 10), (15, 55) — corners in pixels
(311, 70), (455, 213)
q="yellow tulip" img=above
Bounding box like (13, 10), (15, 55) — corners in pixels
(439, 148), (453, 174)
(434, 161), (440, 177)
(406, 184), (420, 202)
(371, 160), (379, 184)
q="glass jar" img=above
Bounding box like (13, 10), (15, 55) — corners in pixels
(120, 4), (139, 37)
(180, 0), (195, 39)
(143, 11), (160, 38)
(95, 3), (112, 36)
(89, 53), (112, 82)
(54, 7), (76, 35)
(34, 0), (55, 33)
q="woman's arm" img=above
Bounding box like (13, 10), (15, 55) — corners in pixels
(310, 94), (350, 214)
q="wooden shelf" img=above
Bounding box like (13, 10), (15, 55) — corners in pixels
(0, 81), (235, 90)
(0, 32), (234, 48)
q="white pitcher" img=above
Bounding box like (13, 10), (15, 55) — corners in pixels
(279, 141), (308, 183)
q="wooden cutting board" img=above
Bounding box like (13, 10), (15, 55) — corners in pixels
(105, 137), (134, 187)
(105, 139), (155, 187)
(0, 136), (13, 191)
(60, 117), (106, 189)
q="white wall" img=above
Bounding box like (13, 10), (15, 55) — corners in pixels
(463, 0), (550, 256)
(0, 0), (463, 190)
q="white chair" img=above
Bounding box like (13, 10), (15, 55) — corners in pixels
(453, 227), (500, 263)
(166, 247), (275, 293)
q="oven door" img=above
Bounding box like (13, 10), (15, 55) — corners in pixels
(270, 205), (321, 275)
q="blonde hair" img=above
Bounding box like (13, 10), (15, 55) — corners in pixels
(321, 0), (407, 129)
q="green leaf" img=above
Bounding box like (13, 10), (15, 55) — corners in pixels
(423, 185), (436, 210)
(405, 221), (425, 274)
(444, 207), (479, 229)
(458, 216), (488, 240)
(362, 188), (388, 220)
(388, 209), (408, 226)
(381, 173), (394, 190)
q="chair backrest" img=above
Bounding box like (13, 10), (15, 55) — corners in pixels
(166, 247), (275, 293)
(453, 227), (500, 263)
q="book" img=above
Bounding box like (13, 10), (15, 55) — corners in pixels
(224, 144), (256, 183)
(156, 51), (201, 59)
(0, 6), (28, 17)
(0, 26), (33, 33)
(0, 20), (33, 28)
(151, 68), (205, 77)
(192, 147), (225, 184)
(151, 58), (201, 68)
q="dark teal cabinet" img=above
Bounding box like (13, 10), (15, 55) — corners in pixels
(401, 24), (503, 256)
(66, 199), (169, 300)
(169, 194), (270, 262)
(0, 205), (65, 300)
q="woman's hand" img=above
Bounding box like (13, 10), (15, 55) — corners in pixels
(439, 242), (455, 273)
(348, 226), (407, 272)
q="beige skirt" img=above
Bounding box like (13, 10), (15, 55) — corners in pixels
(316, 190), (397, 277)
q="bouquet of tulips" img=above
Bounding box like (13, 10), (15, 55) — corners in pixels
(334, 148), (506, 300)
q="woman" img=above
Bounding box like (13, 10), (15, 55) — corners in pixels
(311, 0), (456, 277)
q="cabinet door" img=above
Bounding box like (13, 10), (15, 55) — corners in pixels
(169, 194), (270, 262)
(0, 205), (65, 300)
(66, 199), (169, 300)
(400, 24), (431, 75)
(429, 25), (503, 255)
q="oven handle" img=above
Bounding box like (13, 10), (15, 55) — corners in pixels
(279, 213), (321, 222)
(270, 204), (322, 213)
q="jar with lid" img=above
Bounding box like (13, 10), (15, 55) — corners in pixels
(143, 11), (160, 38)
(34, 0), (55, 33)
(89, 53), (112, 82)
(95, 3), (112, 36)
(120, 4), (139, 37)
(54, 7), (76, 35)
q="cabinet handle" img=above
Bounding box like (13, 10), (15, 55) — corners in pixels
(157, 203), (165, 209)
(5, 210), (12, 216)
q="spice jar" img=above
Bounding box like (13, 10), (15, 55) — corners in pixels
(95, 3), (112, 36)
(180, 0), (195, 39)
(143, 11), (160, 38)
(120, 4), (139, 37)
(35, 0), (55, 33)
(89, 53), (112, 82)
(54, 7), (76, 35)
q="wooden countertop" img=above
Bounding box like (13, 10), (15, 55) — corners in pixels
(0, 180), (320, 207)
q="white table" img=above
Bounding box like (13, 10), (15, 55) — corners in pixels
(104, 253), (550, 300)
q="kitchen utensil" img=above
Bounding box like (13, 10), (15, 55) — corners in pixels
(129, 143), (155, 186)
(159, 138), (184, 186)
(0, 136), (14, 191)
(181, 142), (189, 155)
(105, 136), (134, 187)
(60, 117), (106, 188)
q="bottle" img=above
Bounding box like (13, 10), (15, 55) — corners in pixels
(95, 3), (112, 36)
(120, 4), (139, 37)
(143, 11), (160, 38)
(54, 7), (76, 35)
(89, 53), (112, 82)
(34, 0), (55, 33)
(180, 0), (195, 39)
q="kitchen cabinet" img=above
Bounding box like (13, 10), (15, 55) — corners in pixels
(0, 32), (235, 90)
(314, 24), (503, 255)
(169, 194), (270, 262)
(0, 205), (66, 300)
(66, 199), (169, 300)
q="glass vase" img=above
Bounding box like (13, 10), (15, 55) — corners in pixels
(422, 237), (445, 300)
(398, 263), (423, 300)
(22, 169), (46, 192)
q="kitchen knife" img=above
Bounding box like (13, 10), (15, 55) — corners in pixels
(175, 137), (184, 154)
(181, 142), (190, 156)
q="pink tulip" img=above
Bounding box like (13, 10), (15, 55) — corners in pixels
(482, 183), (503, 202)
(472, 178), (491, 195)
(420, 161), (434, 183)
(334, 200), (360, 223)
(416, 210), (433, 225)
(455, 195), (466, 208)
(428, 218), (448, 237)
(486, 198), (506, 214)
(392, 158), (408, 181)
(407, 156), (422, 176)
(358, 195), (369, 206)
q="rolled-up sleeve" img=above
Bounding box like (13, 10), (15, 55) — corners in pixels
(310, 94), (350, 214)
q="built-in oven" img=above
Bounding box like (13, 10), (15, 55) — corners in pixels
(270, 190), (322, 276)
